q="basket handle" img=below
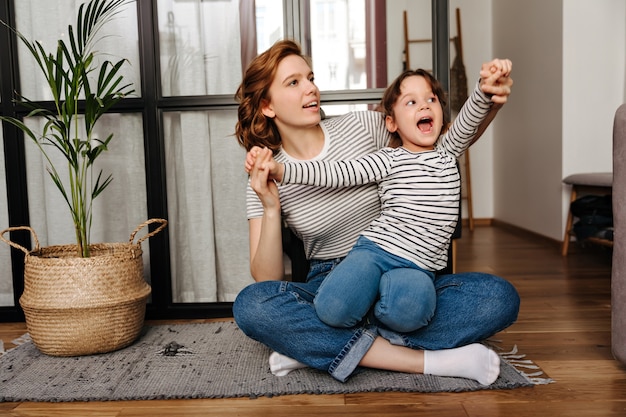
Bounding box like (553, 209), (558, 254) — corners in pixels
(0, 226), (40, 254)
(129, 218), (168, 245)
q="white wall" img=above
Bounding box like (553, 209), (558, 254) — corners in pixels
(490, 0), (625, 241)
(491, 0), (564, 239)
(562, 1), (625, 212)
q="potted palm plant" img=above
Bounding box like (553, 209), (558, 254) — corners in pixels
(0, 0), (166, 356)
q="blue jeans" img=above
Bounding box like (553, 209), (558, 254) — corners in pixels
(314, 236), (436, 333)
(233, 259), (520, 382)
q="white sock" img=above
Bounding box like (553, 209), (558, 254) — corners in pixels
(268, 351), (307, 376)
(423, 343), (501, 385)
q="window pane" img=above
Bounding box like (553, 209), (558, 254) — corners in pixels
(163, 110), (252, 302)
(14, 0), (141, 101)
(308, 0), (435, 91)
(158, 0), (239, 96)
(309, 0), (391, 91)
(255, 0), (284, 53)
(23, 113), (151, 281)
(158, 0), (284, 97)
(0, 127), (14, 307)
(310, 0), (366, 90)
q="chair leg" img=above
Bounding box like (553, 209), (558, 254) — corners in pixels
(561, 186), (578, 256)
(451, 239), (457, 273)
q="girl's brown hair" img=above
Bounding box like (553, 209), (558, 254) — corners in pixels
(234, 39), (311, 152)
(379, 69), (450, 148)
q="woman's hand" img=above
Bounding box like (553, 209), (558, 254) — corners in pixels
(479, 59), (513, 104)
(249, 148), (281, 213)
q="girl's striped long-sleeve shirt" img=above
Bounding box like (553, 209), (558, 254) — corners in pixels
(280, 85), (493, 271)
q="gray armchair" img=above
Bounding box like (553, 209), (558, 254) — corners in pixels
(612, 103), (626, 365)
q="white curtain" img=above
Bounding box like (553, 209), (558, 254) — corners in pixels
(158, 0), (253, 301)
(0, 128), (13, 306)
(164, 111), (251, 302)
(158, 0), (243, 96)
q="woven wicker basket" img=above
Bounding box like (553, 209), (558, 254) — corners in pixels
(0, 219), (167, 356)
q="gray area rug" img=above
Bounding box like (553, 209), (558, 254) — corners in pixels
(0, 321), (541, 402)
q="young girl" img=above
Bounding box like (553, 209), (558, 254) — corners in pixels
(234, 39), (518, 386)
(250, 65), (511, 335)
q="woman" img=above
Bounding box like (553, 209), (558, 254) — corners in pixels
(233, 39), (519, 385)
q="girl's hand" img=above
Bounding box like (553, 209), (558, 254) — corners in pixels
(244, 146), (264, 174)
(479, 59), (513, 104)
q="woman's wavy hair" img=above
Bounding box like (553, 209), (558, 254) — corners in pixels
(379, 69), (450, 148)
(234, 39), (311, 152)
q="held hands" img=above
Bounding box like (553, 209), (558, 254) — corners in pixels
(247, 146), (282, 212)
(246, 146), (285, 213)
(479, 59), (513, 104)
(246, 146), (284, 181)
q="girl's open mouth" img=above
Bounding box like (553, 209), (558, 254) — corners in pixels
(417, 117), (433, 133)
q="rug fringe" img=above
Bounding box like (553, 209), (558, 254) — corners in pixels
(506, 360), (540, 369)
(0, 333), (31, 358)
(12, 333), (31, 346)
(521, 374), (555, 385)
(488, 342), (556, 386)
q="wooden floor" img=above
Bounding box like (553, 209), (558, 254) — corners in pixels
(1, 225), (625, 416)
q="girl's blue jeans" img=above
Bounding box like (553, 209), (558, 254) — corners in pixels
(233, 257), (520, 382)
(314, 236), (436, 333)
